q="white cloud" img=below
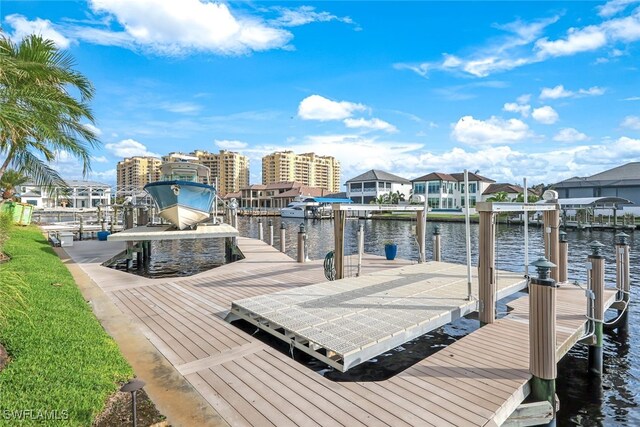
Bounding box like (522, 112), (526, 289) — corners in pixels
(83, 0), (293, 55)
(451, 116), (533, 145)
(343, 117), (398, 133)
(5, 14), (72, 49)
(91, 155), (109, 163)
(215, 139), (248, 149)
(621, 115), (640, 130)
(82, 123), (103, 137)
(623, 96), (640, 101)
(540, 85), (573, 99)
(160, 102), (202, 114)
(517, 94), (532, 104)
(598, 0), (640, 17)
(298, 95), (366, 121)
(532, 106), (559, 124)
(553, 128), (590, 142)
(503, 102), (531, 117)
(535, 26), (608, 57)
(270, 6), (356, 28)
(105, 139), (160, 158)
(540, 85), (605, 99)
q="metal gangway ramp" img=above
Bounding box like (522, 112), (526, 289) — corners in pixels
(228, 261), (527, 372)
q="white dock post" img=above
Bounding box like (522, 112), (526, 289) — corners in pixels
(416, 209), (425, 263)
(615, 232), (630, 327)
(588, 241), (606, 376)
(543, 205), (560, 282)
(529, 256), (558, 422)
(258, 218), (263, 241)
(268, 219), (274, 246)
(558, 231), (568, 283)
(464, 170), (473, 300)
(297, 223), (306, 263)
(356, 223), (364, 277)
(432, 225), (441, 262)
(279, 223), (286, 253)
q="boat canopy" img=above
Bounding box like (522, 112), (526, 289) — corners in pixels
(312, 197), (353, 204)
(538, 196), (633, 209)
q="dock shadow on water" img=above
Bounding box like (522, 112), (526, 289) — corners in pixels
(104, 238), (227, 278)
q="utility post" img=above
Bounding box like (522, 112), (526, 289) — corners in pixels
(588, 240), (606, 376)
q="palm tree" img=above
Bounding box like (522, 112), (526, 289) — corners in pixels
(487, 191), (509, 202)
(0, 34), (99, 187)
(515, 192), (540, 203)
(0, 169), (28, 200)
(395, 190), (406, 202)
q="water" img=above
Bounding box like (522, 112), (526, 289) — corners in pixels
(235, 216), (639, 426)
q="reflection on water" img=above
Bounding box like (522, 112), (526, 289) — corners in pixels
(236, 216), (639, 426)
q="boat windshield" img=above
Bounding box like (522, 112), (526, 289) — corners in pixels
(162, 169), (199, 182)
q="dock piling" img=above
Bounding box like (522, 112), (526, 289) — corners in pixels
(558, 231), (568, 283)
(297, 223), (306, 263)
(543, 208), (560, 282)
(258, 218), (264, 241)
(615, 232), (630, 328)
(416, 209), (425, 263)
(478, 211), (496, 325)
(279, 223), (286, 253)
(268, 219), (274, 246)
(529, 256), (558, 420)
(78, 215), (84, 241)
(588, 240), (606, 376)
(124, 208), (134, 230)
(433, 225), (441, 262)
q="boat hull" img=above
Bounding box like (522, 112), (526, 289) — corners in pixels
(144, 181), (215, 230)
(281, 208), (306, 218)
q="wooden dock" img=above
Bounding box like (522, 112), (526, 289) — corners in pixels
(62, 237), (618, 426)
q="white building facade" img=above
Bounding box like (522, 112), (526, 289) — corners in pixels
(19, 180), (112, 208)
(346, 170), (412, 204)
(411, 172), (495, 211)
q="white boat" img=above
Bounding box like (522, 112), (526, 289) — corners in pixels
(280, 198), (322, 218)
(144, 162), (215, 230)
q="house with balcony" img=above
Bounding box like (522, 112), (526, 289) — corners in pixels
(345, 170), (412, 204)
(19, 180), (112, 208)
(411, 172), (495, 211)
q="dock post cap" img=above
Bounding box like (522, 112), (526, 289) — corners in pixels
(299, 223), (306, 233)
(258, 218), (262, 223)
(615, 232), (630, 245)
(559, 230), (567, 242)
(280, 223), (286, 229)
(531, 256), (556, 280)
(588, 240), (605, 256)
(120, 378), (145, 393)
(268, 219), (273, 225)
(433, 224), (440, 235)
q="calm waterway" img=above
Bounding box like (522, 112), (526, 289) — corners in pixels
(235, 216), (639, 426)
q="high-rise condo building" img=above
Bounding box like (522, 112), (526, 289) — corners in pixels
(116, 156), (162, 191)
(261, 151), (340, 192)
(161, 150), (250, 196)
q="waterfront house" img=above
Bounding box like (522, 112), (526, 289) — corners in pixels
(345, 170), (412, 204)
(482, 183), (538, 201)
(236, 181), (332, 209)
(553, 162), (640, 206)
(19, 180), (112, 208)
(411, 172), (494, 211)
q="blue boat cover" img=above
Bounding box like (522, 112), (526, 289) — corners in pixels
(312, 197), (353, 204)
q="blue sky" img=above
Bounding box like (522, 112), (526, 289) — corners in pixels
(2, 0), (640, 189)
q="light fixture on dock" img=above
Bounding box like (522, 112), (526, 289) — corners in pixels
(615, 232), (630, 245)
(120, 378), (145, 427)
(589, 240), (605, 256)
(299, 223), (306, 233)
(559, 230), (567, 243)
(530, 256), (556, 281)
(433, 224), (441, 235)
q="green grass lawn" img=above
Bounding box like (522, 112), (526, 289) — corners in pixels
(0, 227), (133, 426)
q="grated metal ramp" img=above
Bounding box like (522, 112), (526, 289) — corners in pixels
(228, 261), (527, 372)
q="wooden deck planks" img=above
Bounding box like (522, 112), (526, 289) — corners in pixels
(62, 236), (620, 427)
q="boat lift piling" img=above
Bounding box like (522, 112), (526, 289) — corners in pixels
(257, 218), (264, 241)
(588, 240), (606, 376)
(268, 219), (274, 247)
(297, 223), (306, 263)
(432, 225), (441, 262)
(558, 231), (568, 283)
(279, 223), (286, 253)
(614, 232), (631, 328)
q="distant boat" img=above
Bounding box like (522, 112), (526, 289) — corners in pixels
(144, 162), (215, 230)
(280, 198), (322, 218)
